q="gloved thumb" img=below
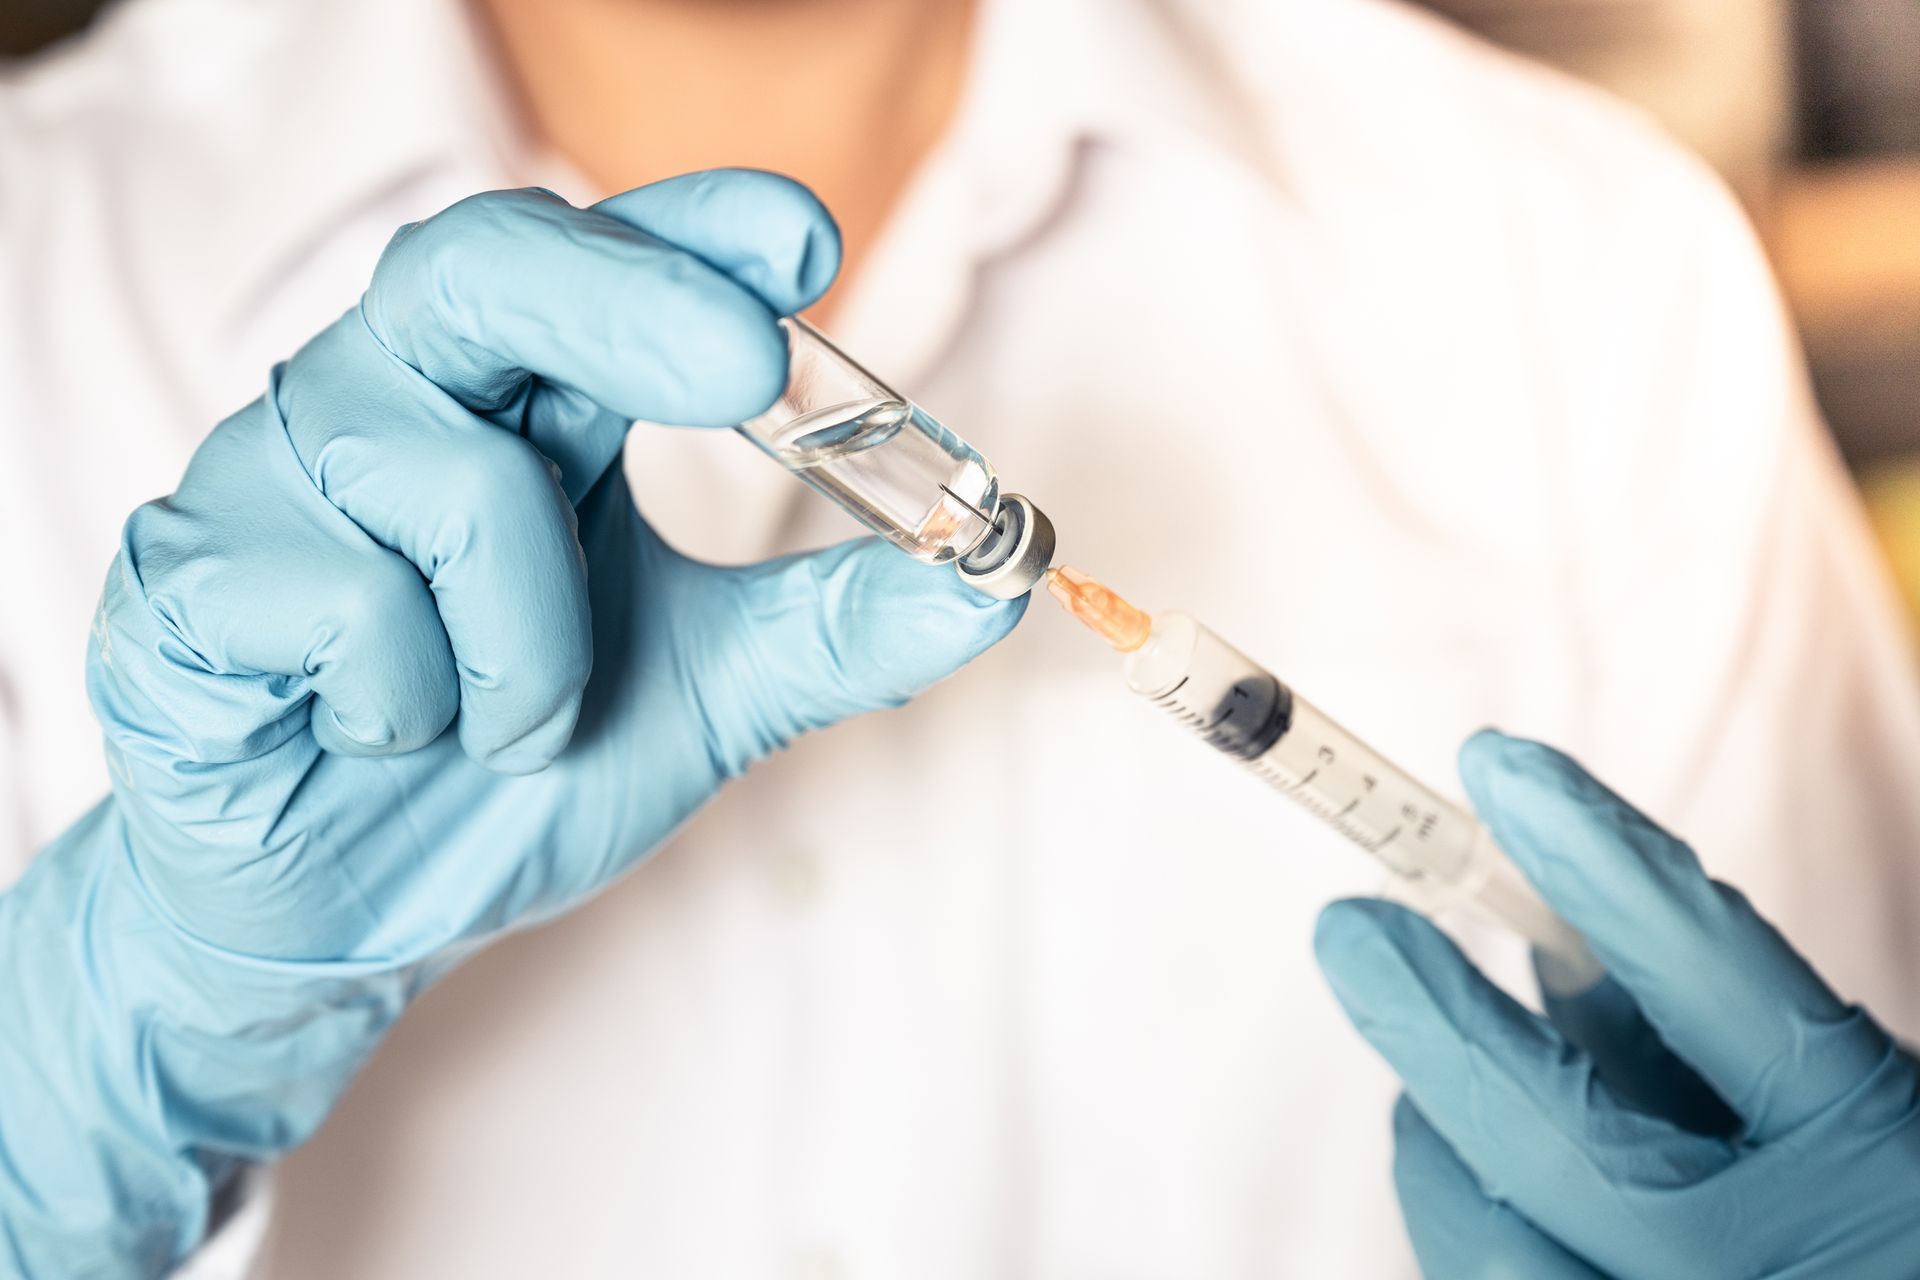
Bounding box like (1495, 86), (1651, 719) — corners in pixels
(659, 535), (1027, 776)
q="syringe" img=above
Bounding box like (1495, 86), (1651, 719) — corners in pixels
(1047, 567), (1604, 995)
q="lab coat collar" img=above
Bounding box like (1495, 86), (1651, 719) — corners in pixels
(829, 0), (1263, 388)
(203, 0), (1257, 376)
(943, 0), (1262, 253)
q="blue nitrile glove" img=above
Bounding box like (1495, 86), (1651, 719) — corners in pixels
(0, 171), (1025, 1278)
(1315, 730), (1920, 1280)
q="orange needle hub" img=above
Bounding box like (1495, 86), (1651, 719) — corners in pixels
(1046, 566), (1152, 652)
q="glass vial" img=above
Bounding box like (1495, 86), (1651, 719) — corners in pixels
(736, 318), (1001, 564)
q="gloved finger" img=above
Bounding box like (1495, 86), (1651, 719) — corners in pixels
(671, 537), (1028, 777)
(279, 324), (591, 773)
(1462, 730), (1896, 1142)
(593, 169), (840, 317)
(364, 179), (811, 436)
(518, 172), (842, 501)
(1539, 971), (1738, 1136)
(295, 176), (838, 768)
(1391, 1096), (1606, 1280)
(154, 411), (459, 761)
(1314, 898), (1731, 1227)
(93, 401), (457, 813)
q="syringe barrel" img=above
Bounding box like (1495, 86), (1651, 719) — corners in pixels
(1124, 612), (1602, 992)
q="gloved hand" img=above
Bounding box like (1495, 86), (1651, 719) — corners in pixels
(1315, 730), (1920, 1280)
(0, 172), (1024, 1277)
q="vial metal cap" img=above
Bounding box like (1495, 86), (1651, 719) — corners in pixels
(954, 493), (1055, 599)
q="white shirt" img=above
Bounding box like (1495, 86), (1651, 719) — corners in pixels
(5, 0), (1920, 1276)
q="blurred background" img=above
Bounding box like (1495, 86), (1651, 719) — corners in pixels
(5, 0), (1917, 615)
(1421, 0), (1920, 622)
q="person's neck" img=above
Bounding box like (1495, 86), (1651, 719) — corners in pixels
(475, 0), (977, 323)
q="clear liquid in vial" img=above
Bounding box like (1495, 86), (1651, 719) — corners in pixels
(764, 397), (999, 562)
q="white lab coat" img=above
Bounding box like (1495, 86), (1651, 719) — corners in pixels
(4, 0), (1919, 1275)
